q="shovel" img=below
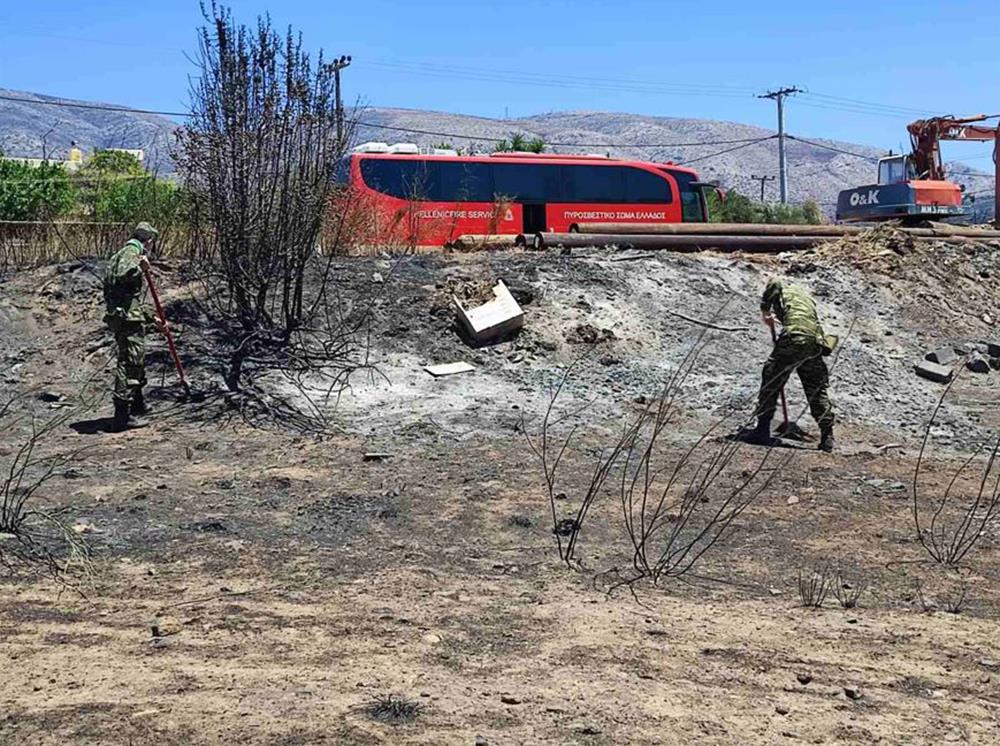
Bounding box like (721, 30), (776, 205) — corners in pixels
(769, 322), (811, 441)
(141, 262), (205, 402)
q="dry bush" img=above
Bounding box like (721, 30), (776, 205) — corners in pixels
(525, 319), (792, 580)
(913, 373), (1000, 567)
(797, 566), (833, 608)
(833, 569), (867, 609)
(0, 393), (92, 588)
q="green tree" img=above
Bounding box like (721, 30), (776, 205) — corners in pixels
(74, 149), (180, 224)
(0, 158), (76, 221)
(707, 188), (824, 225)
(493, 133), (545, 153)
(82, 149), (145, 176)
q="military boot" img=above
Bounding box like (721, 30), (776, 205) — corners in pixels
(743, 417), (775, 446)
(131, 387), (151, 416)
(111, 399), (150, 432)
(819, 427), (835, 453)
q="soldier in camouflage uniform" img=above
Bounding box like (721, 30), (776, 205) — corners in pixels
(748, 278), (837, 452)
(103, 222), (167, 432)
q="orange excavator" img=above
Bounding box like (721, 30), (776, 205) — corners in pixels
(837, 115), (999, 225)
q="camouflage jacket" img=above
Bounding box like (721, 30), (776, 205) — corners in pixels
(103, 239), (153, 325)
(761, 280), (823, 340)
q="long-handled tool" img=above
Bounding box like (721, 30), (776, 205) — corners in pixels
(769, 322), (811, 441)
(141, 263), (205, 402)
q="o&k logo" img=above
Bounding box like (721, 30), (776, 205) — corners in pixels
(849, 189), (880, 207)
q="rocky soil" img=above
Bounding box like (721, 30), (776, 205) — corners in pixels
(3, 234), (1000, 744)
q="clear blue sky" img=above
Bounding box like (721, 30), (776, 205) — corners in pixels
(2, 0), (997, 167)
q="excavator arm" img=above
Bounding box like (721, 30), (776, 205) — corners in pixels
(908, 115), (998, 181)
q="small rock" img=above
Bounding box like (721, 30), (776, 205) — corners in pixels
(372, 272), (384, 283)
(775, 705), (790, 715)
(421, 633), (442, 645)
(925, 347), (958, 365)
(966, 352), (990, 374)
(475, 737), (489, 746)
(553, 518), (577, 536)
(990, 357), (1000, 371)
(843, 686), (863, 700)
(36, 391), (65, 403)
(796, 673), (813, 685)
(151, 615), (182, 638)
(71, 522), (95, 534)
(786, 495), (800, 506)
(500, 694), (521, 705)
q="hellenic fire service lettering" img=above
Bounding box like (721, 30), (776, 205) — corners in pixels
(414, 209), (514, 220)
(563, 210), (667, 220)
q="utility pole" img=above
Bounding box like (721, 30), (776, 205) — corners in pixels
(750, 174), (776, 202)
(332, 55), (352, 148)
(758, 87), (801, 204)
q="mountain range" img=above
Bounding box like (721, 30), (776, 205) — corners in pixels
(1, 88), (992, 219)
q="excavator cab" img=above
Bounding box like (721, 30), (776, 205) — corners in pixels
(877, 154), (917, 185)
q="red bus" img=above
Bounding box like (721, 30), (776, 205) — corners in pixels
(334, 147), (710, 247)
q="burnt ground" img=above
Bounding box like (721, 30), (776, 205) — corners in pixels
(3, 236), (1000, 744)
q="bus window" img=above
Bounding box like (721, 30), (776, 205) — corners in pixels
(624, 167), (673, 204)
(333, 155), (352, 185)
(360, 158), (436, 200)
(433, 161), (494, 202)
(493, 163), (562, 202)
(662, 169), (706, 222)
(562, 165), (625, 203)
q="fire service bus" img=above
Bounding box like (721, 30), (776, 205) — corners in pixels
(334, 143), (711, 247)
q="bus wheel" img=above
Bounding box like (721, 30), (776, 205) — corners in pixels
(514, 234), (526, 247)
(569, 224), (579, 233)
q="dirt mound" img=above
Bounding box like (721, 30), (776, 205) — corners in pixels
(806, 224), (916, 272)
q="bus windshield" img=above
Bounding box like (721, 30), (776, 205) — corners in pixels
(660, 168), (705, 222)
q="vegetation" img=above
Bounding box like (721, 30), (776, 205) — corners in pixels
(0, 157), (77, 221)
(0, 148), (181, 227)
(707, 188), (823, 225)
(494, 133), (546, 153)
(74, 150), (183, 225)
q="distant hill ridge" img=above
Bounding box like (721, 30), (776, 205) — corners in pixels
(1, 89), (992, 217)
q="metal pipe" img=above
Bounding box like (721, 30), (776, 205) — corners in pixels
(534, 233), (827, 252)
(574, 222), (1000, 239)
(575, 222), (863, 236)
(535, 231), (998, 253)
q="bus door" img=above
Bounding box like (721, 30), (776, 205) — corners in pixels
(522, 203), (547, 234)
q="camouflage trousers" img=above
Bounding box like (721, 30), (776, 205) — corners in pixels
(757, 333), (834, 430)
(109, 319), (147, 404)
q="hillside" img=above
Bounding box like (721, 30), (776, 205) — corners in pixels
(0, 89), (992, 218)
(358, 108), (995, 218)
(0, 88), (177, 173)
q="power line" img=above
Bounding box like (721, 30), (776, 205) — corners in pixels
(677, 136), (777, 165)
(785, 134), (881, 161)
(0, 93), (187, 118)
(365, 59), (758, 99)
(802, 92), (934, 118)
